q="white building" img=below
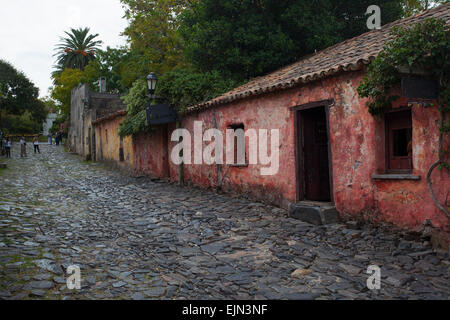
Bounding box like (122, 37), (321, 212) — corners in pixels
(42, 113), (57, 136)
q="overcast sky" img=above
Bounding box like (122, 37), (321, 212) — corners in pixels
(0, 0), (128, 98)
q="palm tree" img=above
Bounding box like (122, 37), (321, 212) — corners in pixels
(53, 27), (103, 74)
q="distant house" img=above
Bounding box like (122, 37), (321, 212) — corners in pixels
(72, 4), (450, 240)
(42, 113), (57, 136)
(68, 83), (125, 160)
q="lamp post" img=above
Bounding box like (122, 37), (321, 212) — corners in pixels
(145, 72), (158, 128)
(146, 72), (158, 99)
(144, 72), (182, 185)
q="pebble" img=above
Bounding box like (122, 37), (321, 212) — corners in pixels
(112, 281), (127, 288)
(30, 281), (54, 290)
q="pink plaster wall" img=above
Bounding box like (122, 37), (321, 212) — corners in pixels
(133, 126), (170, 179)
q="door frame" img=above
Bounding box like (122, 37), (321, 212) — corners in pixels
(290, 99), (334, 203)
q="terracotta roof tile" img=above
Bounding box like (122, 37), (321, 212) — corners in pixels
(185, 3), (450, 114)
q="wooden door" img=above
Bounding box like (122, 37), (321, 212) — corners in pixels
(302, 107), (331, 201)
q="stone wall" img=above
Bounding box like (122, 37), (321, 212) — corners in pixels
(68, 84), (88, 155)
(68, 84), (124, 160)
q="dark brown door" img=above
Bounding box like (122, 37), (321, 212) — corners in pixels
(302, 107), (331, 201)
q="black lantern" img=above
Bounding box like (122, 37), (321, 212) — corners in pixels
(146, 72), (158, 96)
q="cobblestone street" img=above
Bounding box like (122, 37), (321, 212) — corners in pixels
(0, 144), (448, 300)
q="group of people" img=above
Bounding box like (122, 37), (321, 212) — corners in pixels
(1, 136), (39, 158)
(1, 133), (64, 158)
(48, 132), (63, 146)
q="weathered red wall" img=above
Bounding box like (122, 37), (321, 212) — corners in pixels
(133, 126), (170, 179)
(373, 95), (449, 231)
(172, 91), (296, 208)
(165, 70), (449, 231)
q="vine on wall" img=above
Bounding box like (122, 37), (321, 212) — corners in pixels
(118, 79), (151, 137)
(357, 18), (449, 217)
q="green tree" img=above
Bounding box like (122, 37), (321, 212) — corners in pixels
(402, 0), (448, 17)
(118, 79), (149, 137)
(156, 67), (239, 112)
(119, 0), (195, 84)
(83, 46), (131, 93)
(0, 60), (39, 115)
(0, 59), (46, 133)
(49, 115), (68, 135)
(53, 27), (103, 75)
(50, 68), (88, 118)
(3, 111), (43, 135)
(40, 96), (59, 114)
(332, 0), (406, 40)
(179, 0), (404, 82)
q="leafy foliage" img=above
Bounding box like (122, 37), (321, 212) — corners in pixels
(402, 0), (449, 17)
(53, 27), (103, 75)
(119, 0), (193, 84)
(0, 60), (40, 115)
(156, 68), (239, 112)
(83, 47), (131, 94)
(2, 111), (43, 134)
(50, 68), (87, 118)
(357, 18), (449, 116)
(179, 0), (404, 82)
(118, 79), (150, 137)
(49, 115), (68, 135)
(0, 59), (47, 133)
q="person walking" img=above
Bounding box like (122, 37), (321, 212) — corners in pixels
(33, 137), (40, 154)
(56, 132), (62, 146)
(5, 138), (11, 158)
(20, 136), (27, 158)
(1, 137), (6, 156)
(48, 133), (52, 145)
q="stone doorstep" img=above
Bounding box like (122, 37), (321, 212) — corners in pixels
(289, 201), (340, 226)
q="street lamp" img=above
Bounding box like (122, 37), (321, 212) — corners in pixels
(146, 72), (158, 97)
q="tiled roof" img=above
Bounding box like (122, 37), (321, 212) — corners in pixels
(92, 110), (127, 126)
(185, 3), (450, 114)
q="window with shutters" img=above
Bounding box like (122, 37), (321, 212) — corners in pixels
(386, 109), (412, 172)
